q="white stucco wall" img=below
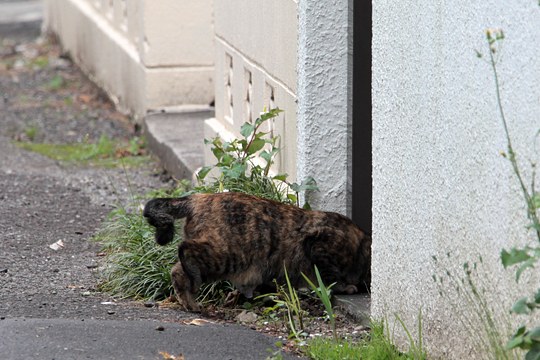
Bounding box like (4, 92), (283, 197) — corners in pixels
(43, 0), (214, 119)
(372, 1), (539, 358)
(297, 0), (353, 215)
(205, 0), (298, 177)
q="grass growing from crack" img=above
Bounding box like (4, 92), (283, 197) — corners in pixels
(433, 254), (519, 359)
(257, 266), (308, 340)
(254, 266), (426, 359)
(15, 135), (150, 168)
(307, 318), (425, 360)
(302, 265), (337, 341)
(299, 266), (426, 359)
(23, 125), (38, 141)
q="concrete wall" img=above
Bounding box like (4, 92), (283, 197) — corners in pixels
(43, 0), (214, 120)
(297, 0), (353, 215)
(209, 0), (352, 212)
(372, 1), (540, 358)
(206, 0), (297, 178)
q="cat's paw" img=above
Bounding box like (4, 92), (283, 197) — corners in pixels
(223, 289), (240, 307)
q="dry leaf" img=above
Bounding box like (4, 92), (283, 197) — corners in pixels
(158, 351), (184, 360)
(184, 318), (211, 326)
(49, 240), (65, 251)
(78, 94), (92, 103)
(66, 285), (84, 289)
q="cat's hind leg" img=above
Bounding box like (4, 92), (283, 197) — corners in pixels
(171, 261), (200, 312)
(175, 241), (213, 312)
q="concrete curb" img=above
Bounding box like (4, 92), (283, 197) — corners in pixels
(144, 106), (213, 181)
(334, 294), (371, 326)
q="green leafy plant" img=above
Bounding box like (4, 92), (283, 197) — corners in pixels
(196, 108), (318, 207)
(289, 177), (319, 209)
(302, 265), (337, 340)
(144, 179), (193, 199)
(478, 28), (540, 359)
(95, 109), (318, 306)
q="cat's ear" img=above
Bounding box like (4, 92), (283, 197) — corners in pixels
(155, 222), (175, 245)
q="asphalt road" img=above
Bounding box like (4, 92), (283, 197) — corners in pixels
(1, 318), (286, 360)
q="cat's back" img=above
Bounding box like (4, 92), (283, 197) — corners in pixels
(187, 192), (300, 219)
(183, 192), (304, 242)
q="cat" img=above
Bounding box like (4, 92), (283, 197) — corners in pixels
(143, 192), (371, 311)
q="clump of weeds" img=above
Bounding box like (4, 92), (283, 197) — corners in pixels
(93, 180), (192, 301)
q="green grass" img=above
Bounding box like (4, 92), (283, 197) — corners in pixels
(257, 266), (307, 340)
(433, 255), (519, 359)
(307, 321), (425, 360)
(197, 281), (235, 306)
(145, 179), (193, 199)
(302, 265), (337, 340)
(93, 181), (240, 304)
(48, 74), (65, 90)
(94, 181), (194, 301)
(94, 207), (179, 300)
(31, 56), (49, 69)
(15, 135), (150, 168)
(23, 125), (38, 141)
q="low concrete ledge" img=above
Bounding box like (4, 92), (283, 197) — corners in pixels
(144, 106), (214, 181)
(334, 293), (371, 326)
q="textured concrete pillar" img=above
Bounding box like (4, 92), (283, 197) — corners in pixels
(297, 0), (353, 215)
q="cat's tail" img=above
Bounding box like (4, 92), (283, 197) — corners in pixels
(143, 196), (193, 245)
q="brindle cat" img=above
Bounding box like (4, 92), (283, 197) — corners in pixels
(143, 192), (371, 311)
